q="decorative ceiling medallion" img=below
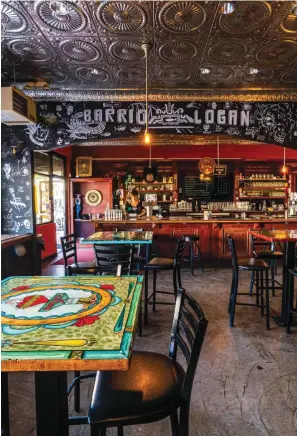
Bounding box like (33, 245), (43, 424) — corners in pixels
(281, 68), (297, 83)
(243, 68), (274, 83)
(75, 67), (109, 83)
(159, 1), (206, 33)
(256, 39), (297, 64)
(208, 40), (247, 64)
(7, 39), (52, 62)
(109, 40), (144, 62)
(158, 40), (197, 62)
(199, 66), (234, 83)
(96, 2), (147, 33)
(117, 67), (145, 83)
(60, 40), (100, 62)
(280, 14), (297, 34)
(159, 67), (191, 83)
(35, 1), (87, 33)
(219, 1), (271, 34)
(1, 2), (28, 33)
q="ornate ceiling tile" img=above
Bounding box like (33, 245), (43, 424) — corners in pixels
(256, 39), (297, 64)
(198, 66), (234, 83)
(159, 66), (191, 83)
(36, 66), (68, 84)
(96, 1), (148, 34)
(1, 2), (28, 34)
(34, 0), (88, 33)
(158, 1), (206, 33)
(280, 13), (297, 34)
(75, 66), (110, 84)
(207, 40), (247, 64)
(116, 67), (146, 84)
(242, 68), (275, 83)
(157, 40), (198, 62)
(7, 38), (52, 62)
(218, 1), (271, 35)
(109, 40), (145, 62)
(281, 67), (297, 84)
(59, 39), (101, 62)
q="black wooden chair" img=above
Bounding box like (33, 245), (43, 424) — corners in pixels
(182, 235), (204, 275)
(227, 235), (271, 329)
(68, 246), (133, 412)
(60, 234), (97, 276)
(144, 239), (186, 325)
(88, 287), (208, 436)
(249, 233), (283, 296)
(114, 228), (145, 271)
(287, 268), (297, 333)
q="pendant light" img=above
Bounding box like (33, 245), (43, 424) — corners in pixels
(281, 147), (288, 174)
(141, 42), (152, 165)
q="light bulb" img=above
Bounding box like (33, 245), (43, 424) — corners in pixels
(220, 2), (235, 15)
(281, 165), (288, 174)
(144, 132), (151, 144)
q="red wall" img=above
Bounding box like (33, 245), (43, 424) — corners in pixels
(36, 222), (57, 259)
(71, 143), (297, 161)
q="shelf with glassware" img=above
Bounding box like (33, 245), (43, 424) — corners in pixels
(235, 175), (288, 200)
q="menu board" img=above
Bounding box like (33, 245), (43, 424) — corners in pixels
(214, 176), (232, 198)
(183, 176), (214, 198)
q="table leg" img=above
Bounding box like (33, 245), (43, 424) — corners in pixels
(35, 371), (68, 436)
(1, 372), (10, 436)
(273, 241), (296, 326)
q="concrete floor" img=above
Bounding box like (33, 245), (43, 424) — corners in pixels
(6, 265), (297, 436)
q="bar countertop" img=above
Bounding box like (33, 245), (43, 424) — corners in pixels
(75, 218), (297, 225)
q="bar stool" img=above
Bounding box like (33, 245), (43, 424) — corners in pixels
(182, 235), (204, 275)
(249, 234), (283, 296)
(286, 268), (297, 333)
(143, 239), (186, 325)
(227, 235), (271, 330)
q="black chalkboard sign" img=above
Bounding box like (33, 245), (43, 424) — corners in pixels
(213, 176), (233, 200)
(1, 141), (33, 234)
(183, 176), (214, 198)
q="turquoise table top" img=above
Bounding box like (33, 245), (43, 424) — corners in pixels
(1, 275), (143, 372)
(81, 231), (153, 245)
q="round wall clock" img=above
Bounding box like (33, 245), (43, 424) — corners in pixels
(198, 157), (216, 175)
(85, 190), (102, 206)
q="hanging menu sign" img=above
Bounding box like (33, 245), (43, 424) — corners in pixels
(183, 176), (214, 198)
(214, 165), (227, 176)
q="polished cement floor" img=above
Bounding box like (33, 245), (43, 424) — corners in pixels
(7, 264), (297, 436)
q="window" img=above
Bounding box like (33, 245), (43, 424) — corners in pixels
(53, 155), (64, 177)
(34, 152), (50, 175)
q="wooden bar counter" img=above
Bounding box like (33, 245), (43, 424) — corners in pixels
(75, 218), (297, 265)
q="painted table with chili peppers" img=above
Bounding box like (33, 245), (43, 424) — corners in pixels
(1, 275), (143, 436)
(248, 229), (297, 326)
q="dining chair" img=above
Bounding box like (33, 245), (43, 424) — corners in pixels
(143, 238), (186, 325)
(114, 228), (146, 270)
(88, 287), (208, 436)
(60, 234), (97, 276)
(227, 235), (271, 329)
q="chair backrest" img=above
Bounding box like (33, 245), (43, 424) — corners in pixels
(250, 234), (271, 253)
(169, 288), (208, 402)
(227, 235), (238, 268)
(60, 234), (77, 266)
(93, 244), (133, 275)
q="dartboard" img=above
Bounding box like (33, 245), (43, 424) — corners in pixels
(85, 190), (102, 206)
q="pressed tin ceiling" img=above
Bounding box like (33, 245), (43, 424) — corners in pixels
(1, 0), (297, 94)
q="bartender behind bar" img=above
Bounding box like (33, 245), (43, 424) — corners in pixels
(125, 189), (146, 219)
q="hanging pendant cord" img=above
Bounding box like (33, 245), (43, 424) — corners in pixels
(217, 136), (220, 165)
(145, 48), (151, 168)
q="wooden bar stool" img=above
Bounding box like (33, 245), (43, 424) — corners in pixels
(227, 235), (271, 330)
(182, 235), (204, 275)
(249, 234), (283, 296)
(286, 268), (297, 333)
(143, 239), (186, 325)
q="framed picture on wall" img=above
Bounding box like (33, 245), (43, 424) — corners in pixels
(76, 157), (92, 177)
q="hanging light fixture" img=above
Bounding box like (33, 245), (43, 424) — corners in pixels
(281, 147), (288, 174)
(291, 3), (297, 16)
(219, 2), (235, 15)
(141, 42), (152, 164)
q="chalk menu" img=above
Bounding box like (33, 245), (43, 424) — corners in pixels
(214, 176), (233, 199)
(183, 176), (214, 198)
(1, 141), (33, 234)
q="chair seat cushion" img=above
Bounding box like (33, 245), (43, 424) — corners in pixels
(88, 351), (184, 425)
(70, 261), (97, 272)
(253, 250), (283, 259)
(238, 257), (269, 270)
(145, 257), (174, 269)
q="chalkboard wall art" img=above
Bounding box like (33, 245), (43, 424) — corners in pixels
(1, 132), (33, 234)
(2, 101), (297, 151)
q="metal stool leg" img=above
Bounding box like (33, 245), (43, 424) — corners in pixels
(265, 268), (270, 330)
(230, 269), (238, 327)
(271, 260), (276, 297)
(286, 273), (294, 334)
(249, 270), (255, 295)
(74, 371), (80, 412)
(153, 269), (156, 312)
(260, 271), (265, 316)
(255, 271), (260, 307)
(144, 268), (149, 325)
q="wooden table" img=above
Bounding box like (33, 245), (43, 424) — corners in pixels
(248, 229), (297, 326)
(1, 275), (143, 436)
(81, 230), (154, 262)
